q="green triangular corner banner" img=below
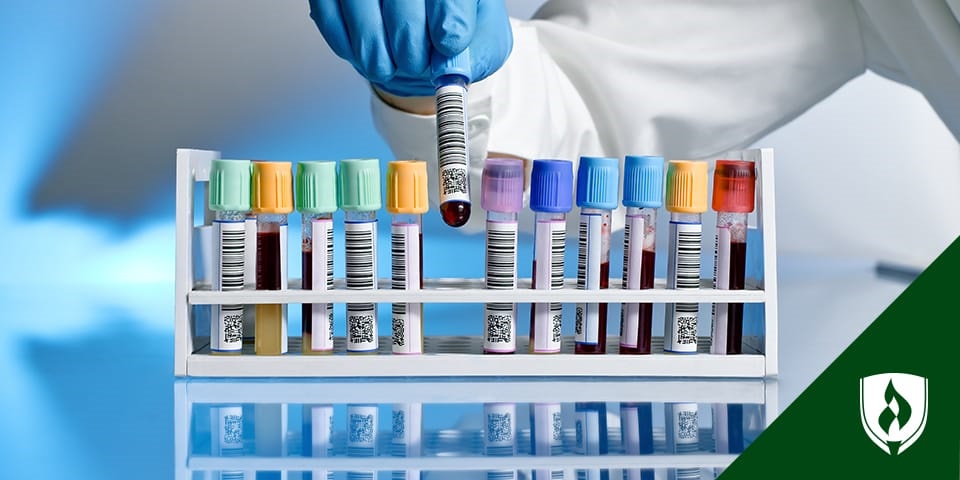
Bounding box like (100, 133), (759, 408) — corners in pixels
(720, 236), (960, 478)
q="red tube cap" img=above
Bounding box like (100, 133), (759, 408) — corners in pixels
(712, 160), (756, 213)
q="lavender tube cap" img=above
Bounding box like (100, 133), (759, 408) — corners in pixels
(481, 158), (525, 213)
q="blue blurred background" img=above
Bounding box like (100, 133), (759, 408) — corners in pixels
(2, 1), (958, 479)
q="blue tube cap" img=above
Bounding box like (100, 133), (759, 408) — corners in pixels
(530, 159), (574, 213)
(431, 48), (472, 84)
(623, 155), (664, 208)
(576, 156), (620, 210)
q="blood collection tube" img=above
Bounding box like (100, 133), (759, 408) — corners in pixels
(665, 402), (700, 480)
(481, 158), (525, 354)
(483, 402), (518, 480)
(431, 48), (472, 228)
(254, 402), (288, 478)
(663, 160), (708, 354)
(620, 402), (655, 480)
(208, 159), (251, 355)
(711, 402), (744, 479)
(210, 404), (247, 479)
(251, 161), (293, 356)
(574, 402), (609, 480)
(710, 160), (757, 355)
(528, 159), (574, 354)
(339, 159), (382, 354)
(302, 403), (334, 480)
(387, 160), (429, 355)
(392, 402), (423, 480)
(574, 156), (619, 354)
(347, 404), (378, 480)
(619, 155), (664, 355)
(530, 402), (563, 480)
(296, 161), (338, 355)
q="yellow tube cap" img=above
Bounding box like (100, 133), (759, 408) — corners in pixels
(386, 160), (429, 214)
(665, 160), (708, 213)
(251, 161), (294, 214)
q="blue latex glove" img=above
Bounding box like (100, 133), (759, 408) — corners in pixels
(309, 0), (513, 97)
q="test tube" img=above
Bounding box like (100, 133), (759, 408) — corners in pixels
(481, 158), (525, 354)
(208, 159), (251, 355)
(574, 402), (609, 480)
(620, 402), (655, 480)
(528, 159), (574, 354)
(574, 157), (619, 354)
(302, 404), (334, 480)
(711, 402), (744, 479)
(252, 161), (293, 356)
(347, 404), (378, 480)
(392, 403), (423, 480)
(663, 160), (708, 354)
(210, 404), (247, 480)
(296, 161), (338, 355)
(387, 160), (429, 354)
(530, 402), (563, 480)
(665, 402), (700, 480)
(710, 160), (757, 355)
(483, 402), (518, 480)
(619, 155), (664, 355)
(431, 48), (473, 228)
(339, 159), (382, 354)
(255, 402), (289, 479)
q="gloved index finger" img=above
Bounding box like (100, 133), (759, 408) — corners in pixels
(340, 0), (397, 84)
(309, 0), (354, 62)
(382, 0), (430, 77)
(426, 0), (477, 57)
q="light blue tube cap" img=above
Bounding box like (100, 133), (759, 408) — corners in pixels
(623, 155), (664, 208)
(576, 156), (620, 210)
(431, 47), (472, 84)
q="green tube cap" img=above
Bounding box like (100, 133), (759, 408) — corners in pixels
(209, 159), (251, 211)
(296, 161), (338, 214)
(338, 158), (382, 212)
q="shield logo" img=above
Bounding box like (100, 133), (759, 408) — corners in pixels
(859, 373), (928, 455)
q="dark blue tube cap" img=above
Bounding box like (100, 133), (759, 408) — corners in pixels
(576, 156), (619, 210)
(530, 159), (574, 213)
(623, 155), (664, 208)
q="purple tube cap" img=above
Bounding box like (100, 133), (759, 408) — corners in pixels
(481, 158), (525, 213)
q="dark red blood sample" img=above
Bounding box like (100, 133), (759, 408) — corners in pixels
(576, 261), (610, 354)
(440, 201), (471, 227)
(620, 249), (656, 355)
(256, 231), (282, 290)
(301, 250), (312, 336)
(725, 242), (747, 354)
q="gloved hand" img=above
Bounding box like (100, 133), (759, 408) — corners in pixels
(309, 0), (513, 97)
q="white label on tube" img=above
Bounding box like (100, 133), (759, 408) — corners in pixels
(213, 406), (244, 453)
(667, 403), (699, 448)
(576, 213), (604, 345)
(711, 226), (732, 354)
(310, 219), (335, 352)
(619, 214), (645, 349)
(436, 84), (470, 204)
(532, 403), (562, 480)
(347, 405), (378, 455)
(308, 405), (333, 480)
(391, 223), (422, 354)
(346, 220), (378, 353)
(484, 403), (517, 453)
(212, 220), (245, 353)
(621, 404), (640, 455)
(392, 403), (423, 456)
(533, 220), (565, 353)
(665, 222), (701, 353)
(485, 221), (518, 353)
(242, 216), (257, 339)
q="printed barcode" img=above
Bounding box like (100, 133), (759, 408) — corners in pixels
(391, 313), (405, 347)
(675, 226), (701, 289)
(348, 307), (376, 346)
(345, 222), (376, 290)
(486, 223), (517, 289)
(486, 412), (514, 444)
(678, 410), (699, 441)
(576, 220), (587, 289)
(622, 218), (632, 285)
(221, 306), (243, 345)
(550, 226), (564, 288)
(436, 87), (467, 171)
(391, 229), (407, 289)
(675, 312), (697, 345)
(324, 224), (334, 289)
(485, 305), (514, 345)
(219, 224), (245, 290)
(214, 221), (244, 351)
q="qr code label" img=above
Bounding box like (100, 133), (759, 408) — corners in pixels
(677, 314), (697, 345)
(678, 410), (698, 441)
(348, 307), (377, 351)
(392, 316), (405, 347)
(487, 412), (513, 444)
(441, 167), (468, 196)
(551, 311), (562, 344)
(349, 413), (375, 445)
(392, 409), (405, 440)
(223, 310), (242, 344)
(552, 411), (563, 442)
(223, 414), (242, 447)
(485, 309), (513, 345)
(574, 306), (584, 336)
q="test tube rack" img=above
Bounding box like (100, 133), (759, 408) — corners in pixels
(175, 378), (778, 479)
(174, 148), (779, 378)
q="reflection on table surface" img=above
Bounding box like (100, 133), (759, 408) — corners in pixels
(177, 378), (777, 479)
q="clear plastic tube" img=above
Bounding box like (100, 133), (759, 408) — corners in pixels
(301, 404), (334, 480)
(391, 403), (422, 480)
(574, 402), (609, 480)
(575, 207), (612, 354)
(530, 402), (563, 480)
(620, 206), (657, 354)
(529, 211), (566, 354)
(302, 212), (334, 355)
(211, 210), (246, 355)
(345, 210), (379, 354)
(620, 402), (655, 480)
(711, 211), (748, 354)
(255, 213), (288, 356)
(483, 402), (518, 480)
(484, 210), (519, 354)
(391, 213), (424, 354)
(664, 212), (702, 354)
(435, 74), (472, 228)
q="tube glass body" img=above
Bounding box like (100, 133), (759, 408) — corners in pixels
(391, 213), (424, 354)
(344, 210), (379, 354)
(711, 402), (745, 479)
(255, 213), (288, 355)
(529, 211), (566, 353)
(346, 404), (378, 480)
(575, 207), (612, 354)
(620, 207), (657, 354)
(211, 210), (246, 355)
(302, 403), (334, 480)
(530, 402), (563, 480)
(711, 211), (748, 354)
(665, 402), (700, 480)
(484, 210), (518, 354)
(210, 404), (247, 479)
(483, 402), (518, 480)
(574, 402), (609, 480)
(302, 212), (334, 355)
(664, 212), (701, 354)
(620, 402), (655, 480)
(391, 403), (423, 480)
(435, 74), (472, 228)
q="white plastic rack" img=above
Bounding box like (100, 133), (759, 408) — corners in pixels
(174, 148), (779, 377)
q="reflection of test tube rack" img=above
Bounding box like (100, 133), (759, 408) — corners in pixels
(176, 148), (779, 377)
(176, 379), (777, 480)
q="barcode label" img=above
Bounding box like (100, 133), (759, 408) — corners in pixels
(347, 405), (378, 457)
(309, 405), (334, 456)
(212, 221), (244, 352)
(484, 303), (516, 353)
(310, 219), (335, 352)
(436, 84), (470, 203)
(391, 403), (422, 456)
(532, 403), (562, 480)
(619, 214), (646, 348)
(392, 224), (422, 354)
(484, 404), (516, 451)
(533, 220), (565, 353)
(485, 221), (517, 353)
(671, 404), (699, 445)
(213, 406), (244, 451)
(574, 409), (602, 455)
(665, 222), (701, 353)
(346, 221), (378, 352)
(711, 227), (732, 354)
(575, 213), (607, 345)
